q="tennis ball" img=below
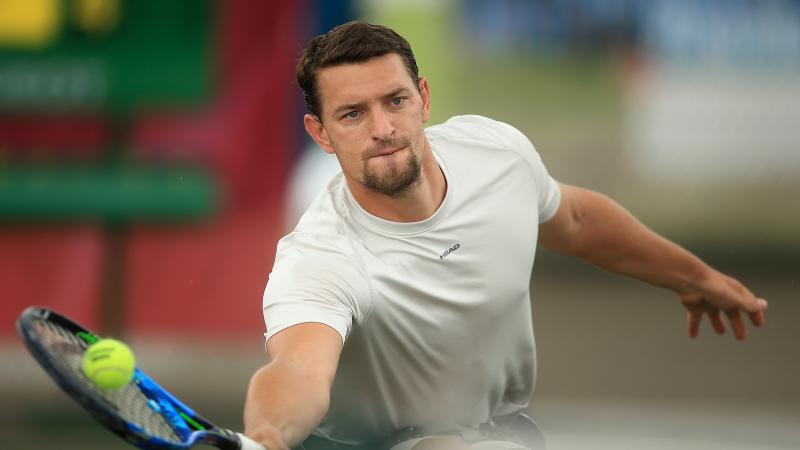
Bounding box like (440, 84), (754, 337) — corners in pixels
(81, 339), (136, 389)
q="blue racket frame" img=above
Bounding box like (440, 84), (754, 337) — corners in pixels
(16, 306), (246, 450)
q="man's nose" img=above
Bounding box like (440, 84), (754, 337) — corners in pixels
(370, 108), (395, 141)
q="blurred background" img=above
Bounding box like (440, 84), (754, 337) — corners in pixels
(1, 0), (798, 449)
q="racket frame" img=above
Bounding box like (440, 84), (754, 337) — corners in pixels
(16, 306), (251, 450)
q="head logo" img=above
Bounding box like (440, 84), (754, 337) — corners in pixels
(439, 243), (461, 259)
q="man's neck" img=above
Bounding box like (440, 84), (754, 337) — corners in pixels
(346, 143), (446, 223)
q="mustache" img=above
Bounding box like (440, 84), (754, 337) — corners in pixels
(364, 137), (411, 159)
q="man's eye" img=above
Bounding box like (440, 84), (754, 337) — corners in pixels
(343, 111), (360, 119)
(391, 97), (405, 106)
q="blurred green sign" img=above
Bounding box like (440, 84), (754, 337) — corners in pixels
(0, 164), (217, 221)
(0, 0), (212, 112)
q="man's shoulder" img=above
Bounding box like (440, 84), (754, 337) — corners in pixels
(426, 115), (532, 152)
(277, 203), (364, 269)
(271, 232), (367, 302)
(278, 172), (369, 267)
(277, 229), (361, 260)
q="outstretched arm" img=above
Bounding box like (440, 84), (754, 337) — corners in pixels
(538, 183), (767, 339)
(244, 323), (343, 449)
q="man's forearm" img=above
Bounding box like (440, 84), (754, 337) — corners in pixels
(244, 360), (330, 449)
(541, 184), (767, 340)
(557, 188), (712, 294)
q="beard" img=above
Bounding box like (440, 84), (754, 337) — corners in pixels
(361, 142), (422, 197)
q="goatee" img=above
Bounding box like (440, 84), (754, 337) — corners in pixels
(362, 149), (421, 197)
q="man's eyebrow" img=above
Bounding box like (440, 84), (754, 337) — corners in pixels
(331, 88), (412, 116)
(382, 87), (410, 100)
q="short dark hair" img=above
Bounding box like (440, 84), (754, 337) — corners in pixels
(296, 20), (420, 119)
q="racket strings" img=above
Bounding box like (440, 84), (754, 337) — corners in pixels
(32, 318), (183, 444)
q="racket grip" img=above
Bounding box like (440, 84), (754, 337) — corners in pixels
(237, 433), (268, 450)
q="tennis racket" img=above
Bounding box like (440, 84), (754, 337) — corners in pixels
(16, 306), (266, 450)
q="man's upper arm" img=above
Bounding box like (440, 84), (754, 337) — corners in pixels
(266, 323), (343, 386)
(538, 182), (583, 254)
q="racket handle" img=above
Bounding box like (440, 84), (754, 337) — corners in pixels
(237, 433), (268, 450)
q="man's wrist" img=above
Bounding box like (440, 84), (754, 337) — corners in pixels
(246, 423), (290, 450)
(673, 258), (715, 295)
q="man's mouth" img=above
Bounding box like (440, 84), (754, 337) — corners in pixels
(370, 145), (407, 158)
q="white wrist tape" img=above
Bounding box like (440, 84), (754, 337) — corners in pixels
(237, 432), (268, 450)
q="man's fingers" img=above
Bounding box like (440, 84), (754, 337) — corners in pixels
(688, 311), (702, 338)
(746, 298), (767, 327)
(709, 310), (726, 334)
(726, 310), (748, 340)
(750, 310), (765, 327)
(743, 296), (769, 313)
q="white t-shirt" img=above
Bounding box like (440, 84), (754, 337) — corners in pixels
(263, 115), (561, 444)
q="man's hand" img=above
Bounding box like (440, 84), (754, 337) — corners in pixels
(678, 269), (768, 340)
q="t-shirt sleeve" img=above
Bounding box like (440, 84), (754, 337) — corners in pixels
(262, 243), (370, 344)
(454, 115), (561, 223)
(523, 146), (561, 224)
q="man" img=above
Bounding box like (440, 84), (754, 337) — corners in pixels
(244, 21), (767, 450)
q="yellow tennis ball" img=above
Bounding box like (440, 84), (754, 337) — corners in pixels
(81, 339), (136, 389)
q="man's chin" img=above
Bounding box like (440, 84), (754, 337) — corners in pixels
(363, 168), (421, 197)
(361, 147), (421, 196)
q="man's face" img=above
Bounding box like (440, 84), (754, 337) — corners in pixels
(304, 53), (431, 197)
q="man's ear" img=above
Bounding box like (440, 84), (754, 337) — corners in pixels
(303, 114), (335, 154)
(418, 76), (431, 124)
